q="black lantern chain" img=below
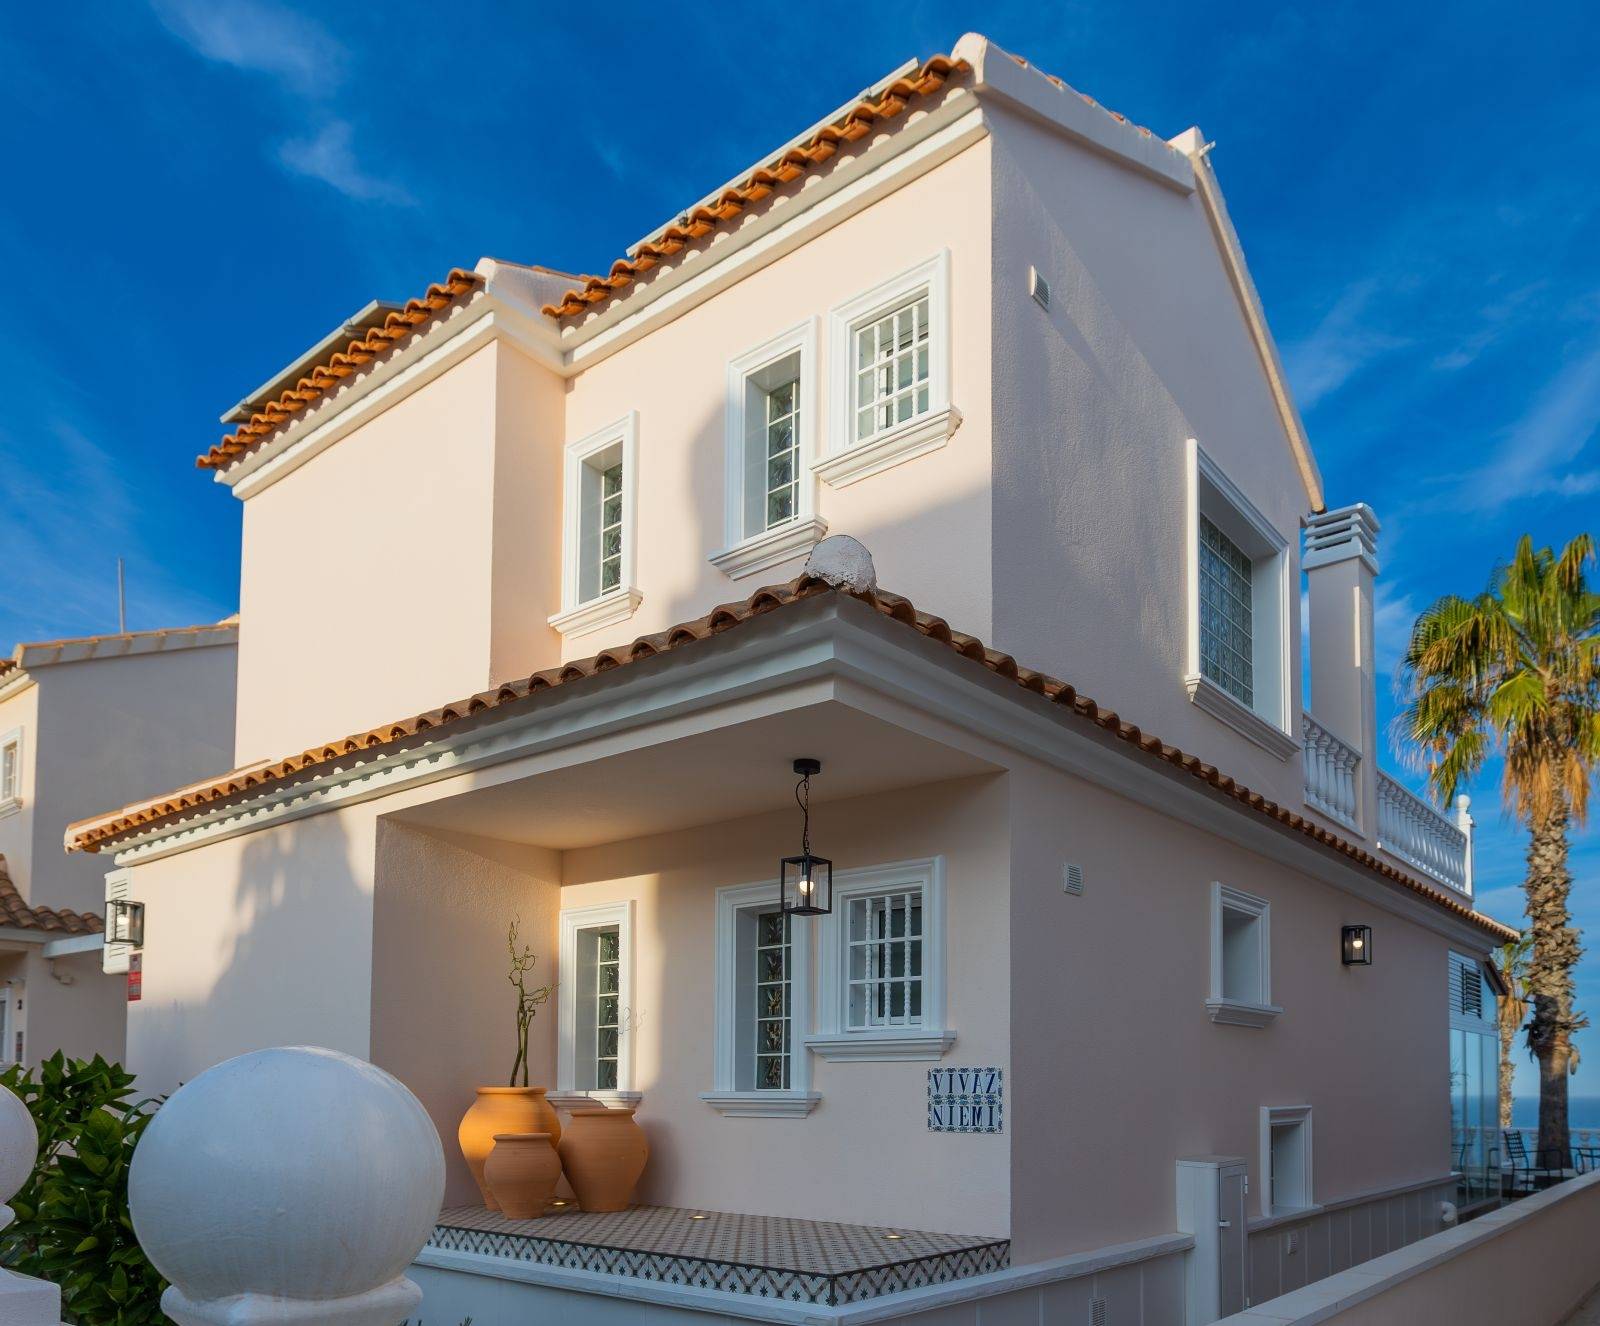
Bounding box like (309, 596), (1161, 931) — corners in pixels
(780, 757), (832, 916)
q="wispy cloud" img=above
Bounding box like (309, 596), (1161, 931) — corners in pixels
(149, 0), (344, 95)
(1283, 279), (1411, 410)
(277, 121), (413, 206)
(1450, 333), (1600, 511)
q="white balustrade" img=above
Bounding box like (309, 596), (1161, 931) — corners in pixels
(0, 1084), (65, 1325)
(1377, 772), (1471, 894)
(127, 1046), (445, 1326)
(1302, 713), (1361, 831)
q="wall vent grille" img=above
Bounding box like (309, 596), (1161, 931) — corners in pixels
(1030, 266), (1051, 310)
(1063, 863), (1085, 896)
(1089, 1297), (1107, 1326)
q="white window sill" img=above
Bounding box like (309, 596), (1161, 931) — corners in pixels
(699, 1091), (821, 1118)
(708, 516), (829, 581)
(805, 1030), (956, 1062)
(1184, 674), (1299, 761)
(548, 1090), (644, 1112)
(813, 405), (961, 489)
(1205, 999), (1283, 1028)
(547, 587), (643, 639)
(0, 797), (20, 822)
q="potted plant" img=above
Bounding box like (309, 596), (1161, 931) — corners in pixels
(457, 918), (559, 1209)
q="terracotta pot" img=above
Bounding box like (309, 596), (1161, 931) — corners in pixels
(458, 1087), (561, 1209)
(484, 1132), (562, 1219)
(557, 1107), (648, 1212)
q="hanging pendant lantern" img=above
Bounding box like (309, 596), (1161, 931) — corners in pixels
(780, 758), (832, 916)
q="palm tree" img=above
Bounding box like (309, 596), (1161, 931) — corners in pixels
(1402, 533), (1600, 1163)
(1492, 936), (1532, 1130)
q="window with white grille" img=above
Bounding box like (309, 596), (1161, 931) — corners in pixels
(807, 859), (953, 1061)
(824, 253), (953, 488)
(1199, 515), (1255, 707)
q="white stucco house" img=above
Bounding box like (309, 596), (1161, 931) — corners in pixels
(66, 34), (1514, 1325)
(0, 621), (236, 1069)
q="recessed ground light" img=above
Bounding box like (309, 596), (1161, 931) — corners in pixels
(689, 1214), (709, 1221)
(549, 1199), (570, 1208)
(883, 1233), (905, 1241)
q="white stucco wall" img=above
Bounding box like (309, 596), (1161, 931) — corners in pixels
(987, 104), (1311, 810)
(0, 682), (40, 902)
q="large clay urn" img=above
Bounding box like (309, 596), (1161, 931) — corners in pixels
(458, 1087), (561, 1209)
(557, 1107), (648, 1212)
(484, 1133), (562, 1219)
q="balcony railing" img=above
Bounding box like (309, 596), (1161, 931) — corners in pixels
(1377, 770), (1470, 894)
(1302, 713), (1360, 832)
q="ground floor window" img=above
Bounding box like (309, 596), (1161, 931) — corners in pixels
(558, 902), (634, 1098)
(1260, 1105), (1312, 1216)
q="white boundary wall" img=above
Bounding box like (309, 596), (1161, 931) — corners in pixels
(1219, 1170), (1600, 1326)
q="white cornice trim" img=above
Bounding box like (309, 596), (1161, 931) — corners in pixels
(709, 518), (829, 580)
(803, 1031), (957, 1062)
(98, 596), (1511, 951)
(1185, 674), (1300, 761)
(698, 1091), (821, 1118)
(1205, 999), (1282, 1029)
(813, 407), (960, 489)
(547, 588), (643, 639)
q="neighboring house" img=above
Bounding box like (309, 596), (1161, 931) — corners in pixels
(0, 623), (237, 1069)
(67, 35), (1515, 1325)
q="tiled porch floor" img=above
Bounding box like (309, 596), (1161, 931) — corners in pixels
(428, 1203), (1010, 1304)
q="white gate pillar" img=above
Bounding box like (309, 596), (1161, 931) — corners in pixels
(128, 1046), (445, 1326)
(0, 1085), (64, 1325)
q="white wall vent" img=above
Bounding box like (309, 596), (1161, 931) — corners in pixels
(1089, 1297), (1107, 1326)
(103, 869), (132, 975)
(1029, 266), (1050, 310)
(1063, 863), (1084, 896)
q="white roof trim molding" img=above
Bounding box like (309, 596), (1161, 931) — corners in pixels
(1169, 127), (1326, 513)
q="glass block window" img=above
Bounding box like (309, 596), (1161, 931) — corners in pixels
(739, 349), (803, 538)
(752, 909), (792, 1090)
(1199, 514), (1255, 707)
(846, 888), (924, 1029)
(598, 463), (623, 594)
(0, 738), (17, 803)
(593, 926), (620, 1091)
(577, 441), (626, 604)
(763, 381), (799, 529)
(853, 293), (931, 443)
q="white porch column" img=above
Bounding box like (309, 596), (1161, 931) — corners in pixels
(0, 1087), (64, 1325)
(1456, 794), (1476, 897)
(1303, 504), (1381, 836)
(127, 1046), (445, 1326)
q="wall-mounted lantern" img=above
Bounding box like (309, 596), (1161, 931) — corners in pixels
(108, 899), (146, 950)
(780, 758), (832, 916)
(1341, 925), (1372, 966)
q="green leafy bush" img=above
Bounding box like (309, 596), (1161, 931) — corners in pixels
(0, 1053), (168, 1325)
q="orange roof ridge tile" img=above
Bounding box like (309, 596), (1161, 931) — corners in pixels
(63, 576), (1517, 945)
(199, 267), (483, 471)
(538, 53), (970, 322)
(0, 855), (103, 936)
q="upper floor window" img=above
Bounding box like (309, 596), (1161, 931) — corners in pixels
(550, 414), (642, 638)
(0, 730), (20, 811)
(806, 858), (954, 1061)
(711, 324), (827, 581)
(819, 252), (957, 489)
(702, 880), (817, 1116)
(1207, 882), (1281, 1027)
(1184, 441), (1295, 760)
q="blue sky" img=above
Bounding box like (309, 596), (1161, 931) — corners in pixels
(2, 2), (1597, 1092)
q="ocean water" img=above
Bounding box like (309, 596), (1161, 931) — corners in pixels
(1510, 1097), (1600, 1130)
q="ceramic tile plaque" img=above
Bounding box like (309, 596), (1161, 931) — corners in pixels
(927, 1066), (1003, 1133)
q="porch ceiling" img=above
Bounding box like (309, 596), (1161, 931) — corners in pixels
(387, 700), (998, 850)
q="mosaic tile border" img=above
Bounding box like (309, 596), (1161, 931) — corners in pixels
(428, 1210), (1009, 1305)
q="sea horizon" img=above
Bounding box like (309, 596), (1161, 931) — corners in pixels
(1509, 1096), (1600, 1130)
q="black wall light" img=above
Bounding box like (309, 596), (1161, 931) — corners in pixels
(780, 758), (832, 916)
(108, 899), (146, 949)
(1341, 925), (1372, 966)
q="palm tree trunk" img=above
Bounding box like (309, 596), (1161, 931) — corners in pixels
(1524, 798), (1579, 1163)
(1498, 1005), (1518, 1131)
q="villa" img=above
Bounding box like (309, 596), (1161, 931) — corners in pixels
(66, 34), (1516, 1324)
(0, 621), (235, 1068)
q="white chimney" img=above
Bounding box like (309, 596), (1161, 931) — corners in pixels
(1303, 504), (1380, 834)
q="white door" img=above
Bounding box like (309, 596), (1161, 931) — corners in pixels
(1218, 1162), (1249, 1315)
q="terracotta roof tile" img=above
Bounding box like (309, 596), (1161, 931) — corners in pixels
(199, 268), (483, 472)
(538, 54), (970, 322)
(0, 856), (102, 936)
(64, 576), (1517, 944)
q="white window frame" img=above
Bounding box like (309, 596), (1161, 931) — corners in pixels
(819, 252), (959, 489)
(1207, 883), (1281, 1028)
(710, 321), (828, 580)
(554, 900), (641, 1110)
(1260, 1105), (1314, 1217)
(0, 727), (22, 818)
(0, 986), (14, 1066)
(701, 880), (819, 1117)
(1183, 440), (1296, 760)
(548, 413), (642, 639)
(806, 857), (955, 1061)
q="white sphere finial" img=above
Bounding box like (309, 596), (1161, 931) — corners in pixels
(128, 1047), (444, 1326)
(0, 1084), (38, 1233)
